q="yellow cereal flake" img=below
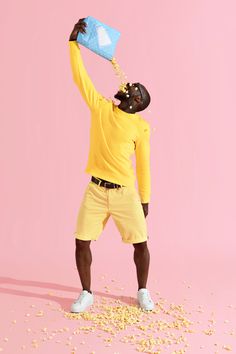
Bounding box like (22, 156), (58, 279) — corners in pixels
(208, 318), (216, 324)
(203, 328), (215, 335)
(222, 345), (232, 351)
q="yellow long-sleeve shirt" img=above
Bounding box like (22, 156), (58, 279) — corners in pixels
(69, 41), (151, 203)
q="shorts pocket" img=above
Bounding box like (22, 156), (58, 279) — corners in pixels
(126, 186), (141, 202)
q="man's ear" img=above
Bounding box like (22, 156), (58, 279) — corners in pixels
(134, 95), (143, 104)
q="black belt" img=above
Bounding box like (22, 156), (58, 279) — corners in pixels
(91, 176), (123, 189)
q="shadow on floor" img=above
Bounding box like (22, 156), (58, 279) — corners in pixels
(0, 276), (137, 311)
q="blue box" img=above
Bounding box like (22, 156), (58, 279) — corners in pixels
(76, 16), (121, 61)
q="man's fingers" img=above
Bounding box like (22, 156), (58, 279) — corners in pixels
(74, 23), (87, 32)
(74, 23), (86, 29)
(77, 19), (87, 26)
(72, 22), (87, 35)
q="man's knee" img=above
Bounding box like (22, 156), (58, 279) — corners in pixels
(75, 239), (91, 251)
(133, 241), (148, 252)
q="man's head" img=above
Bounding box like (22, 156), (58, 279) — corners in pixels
(114, 82), (151, 113)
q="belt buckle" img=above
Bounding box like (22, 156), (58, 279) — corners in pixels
(96, 178), (102, 186)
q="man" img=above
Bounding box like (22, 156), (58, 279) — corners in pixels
(69, 18), (154, 312)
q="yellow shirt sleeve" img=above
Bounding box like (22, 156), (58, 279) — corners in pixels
(135, 122), (151, 203)
(69, 40), (104, 109)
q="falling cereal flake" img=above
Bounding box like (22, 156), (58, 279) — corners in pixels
(36, 311), (44, 317)
(111, 58), (128, 93)
(4, 338), (8, 342)
(12, 320), (17, 324)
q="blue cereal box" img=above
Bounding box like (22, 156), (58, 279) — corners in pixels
(76, 16), (121, 61)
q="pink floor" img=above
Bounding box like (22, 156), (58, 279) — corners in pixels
(1, 254), (235, 354)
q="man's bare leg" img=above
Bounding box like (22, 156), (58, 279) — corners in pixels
(133, 241), (150, 289)
(75, 239), (92, 292)
(133, 241), (154, 310)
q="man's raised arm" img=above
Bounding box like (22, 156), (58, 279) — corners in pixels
(69, 18), (104, 109)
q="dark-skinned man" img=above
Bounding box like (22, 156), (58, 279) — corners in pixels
(69, 18), (154, 312)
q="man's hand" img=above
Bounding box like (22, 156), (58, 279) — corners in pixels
(141, 203), (149, 218)
(69, 18), (87, 41)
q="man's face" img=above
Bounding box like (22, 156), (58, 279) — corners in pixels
(114, 83), (141, 102)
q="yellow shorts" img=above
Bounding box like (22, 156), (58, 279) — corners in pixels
(73, 180), (148, 244)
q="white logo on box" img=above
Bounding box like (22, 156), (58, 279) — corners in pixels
(96, 26), (112, 47)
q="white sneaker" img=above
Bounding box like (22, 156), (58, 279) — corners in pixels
(71, 290), (94, 313)
(137, 288), (154, 311)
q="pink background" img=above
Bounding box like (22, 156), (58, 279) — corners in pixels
(1, 0), (236, 353)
